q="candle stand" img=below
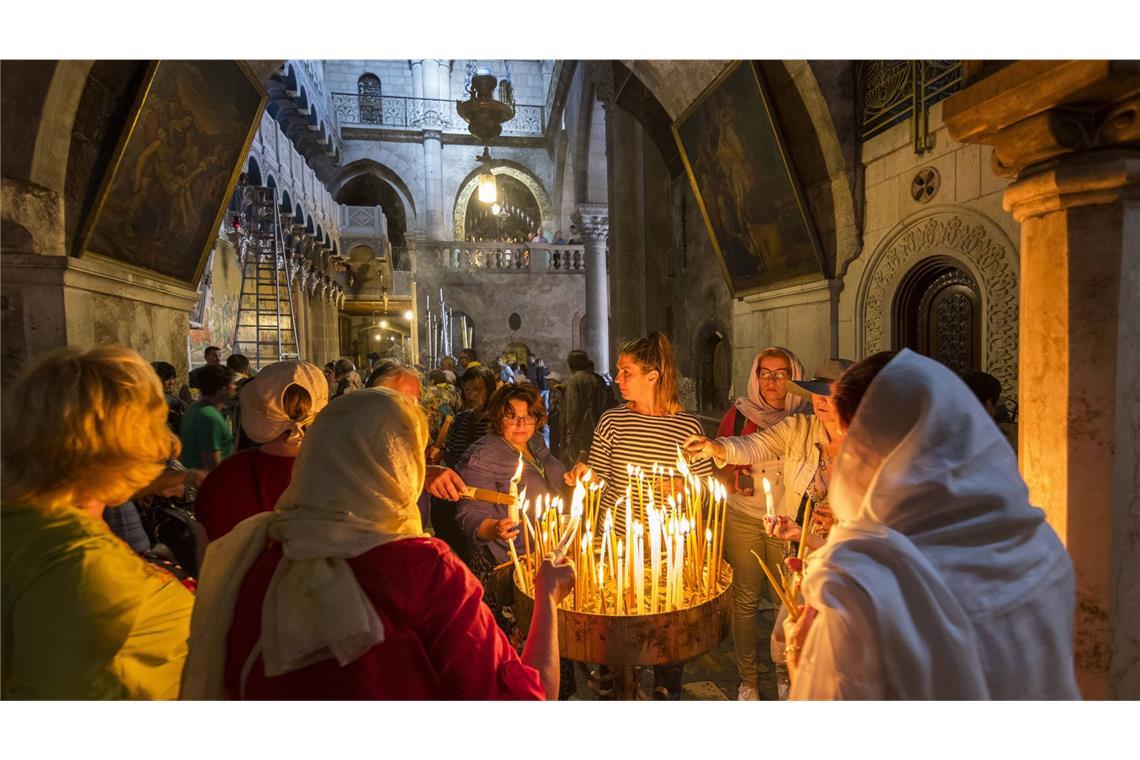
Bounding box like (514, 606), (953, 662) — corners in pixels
(513, 561), (733, 699)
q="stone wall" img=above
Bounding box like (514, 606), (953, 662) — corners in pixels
(413, 254), (586, 376)
(837, 100), (1019, 396)
(321, 60), (549, 105)
(246, 111), (340, 244)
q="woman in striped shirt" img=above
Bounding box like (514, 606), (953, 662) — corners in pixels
(564, 332), (712, 700)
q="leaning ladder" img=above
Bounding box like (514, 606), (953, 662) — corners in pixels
(232, 187), (300, 369)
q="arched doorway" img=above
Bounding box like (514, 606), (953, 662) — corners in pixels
(697, 328), (731, 413)
(892, 257), (981, 375)
(463, 174), (541, 242)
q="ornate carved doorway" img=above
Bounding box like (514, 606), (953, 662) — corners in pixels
(892, 257), (981, 375)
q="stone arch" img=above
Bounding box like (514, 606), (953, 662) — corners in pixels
(855, 205), (1020, 404)
(245, 156), (262, 185)
(30, 61), (95, 192)
(331, 157), (418, 222)
(692, 319), (733, 412)
(452, 162), (553, 240)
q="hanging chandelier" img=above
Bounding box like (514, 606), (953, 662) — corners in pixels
(456, 65), (516, 144)
(459, 63), (517, 207)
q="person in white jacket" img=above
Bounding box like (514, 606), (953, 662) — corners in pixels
(784, 349), (1079, 700)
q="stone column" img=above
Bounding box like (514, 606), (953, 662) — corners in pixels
(410, 60), (424, 99)
(945, 61), (1140, 699)
(572, 203), (610, 371)
(422, 129), (445, 241)
(417, 59), (446, 242)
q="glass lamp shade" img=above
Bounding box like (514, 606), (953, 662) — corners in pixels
(477, 171), (497, 203)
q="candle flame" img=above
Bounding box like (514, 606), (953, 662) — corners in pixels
(511, 453), (524, 485)
(675, 446), (691, 478)
(706, 527), (712, 542)
(762, 477), (772, 495)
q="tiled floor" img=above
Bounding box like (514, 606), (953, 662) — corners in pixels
(564, 605), (781, 701)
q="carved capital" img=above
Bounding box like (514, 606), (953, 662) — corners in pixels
(572, 204), (609, 242)
(422, 128), (443, 142)
(594, 64), (615, 111)
(944, 60), (1140, 178)
(1003, 149), (1140, 222)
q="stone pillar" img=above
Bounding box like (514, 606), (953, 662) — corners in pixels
(416, 59), (446, 242)
(572, 203), (610, 372)
(422, 129), (445, 241)
(410, 60), (424, 99)
(945, 61), (1140, 699)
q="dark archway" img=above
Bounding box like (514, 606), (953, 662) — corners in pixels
(696, 325), (732, 414)
(335, 173), (407, 249)
(892, 257), (981, 376)
(463, 174), (541, 241)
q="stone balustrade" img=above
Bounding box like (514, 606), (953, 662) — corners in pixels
(420, 241), (586, 274)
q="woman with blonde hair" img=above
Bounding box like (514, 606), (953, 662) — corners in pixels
(565, 332), (713, 699)
(194, 361), (329, 542)
(1, 346), (194, 699)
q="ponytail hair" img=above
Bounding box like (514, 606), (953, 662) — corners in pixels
(617, 332), (682, 415)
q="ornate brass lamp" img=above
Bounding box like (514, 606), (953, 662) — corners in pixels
(456, 66), (515, 144)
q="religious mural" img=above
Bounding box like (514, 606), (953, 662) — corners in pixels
(77, 60), (266, 285)
(673, 61), (826, 295)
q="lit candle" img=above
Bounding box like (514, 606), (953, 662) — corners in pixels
(663, 518), (674, 612)
(634, 523), (645, 613)
(598, 563), (606, 614)
(649, 505), (661, 614)
(616, 541), (625, 615)
(705, 528), (714, 599)
(763, 476), (774, 520)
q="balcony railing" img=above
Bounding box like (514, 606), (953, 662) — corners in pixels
(420, 241), (586, 274)
(331, 93), (545, 137)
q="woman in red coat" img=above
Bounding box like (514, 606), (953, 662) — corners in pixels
(180, 387), (574, 700)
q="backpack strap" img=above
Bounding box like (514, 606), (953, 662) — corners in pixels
(732, 407), (747, 437)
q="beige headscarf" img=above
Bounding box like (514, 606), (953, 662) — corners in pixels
(238, 360), (328, 445)
(734, 346), (810, 428)
(180, 388), (429, 699)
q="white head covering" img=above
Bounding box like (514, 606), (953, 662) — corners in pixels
(798, 349), (1073, 699)
(734, 346), (810, 428)
(180, 388), (429, 698)
(238, 360), (328, 445)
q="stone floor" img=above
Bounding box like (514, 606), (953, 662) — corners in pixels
(563, 605), (781, 701)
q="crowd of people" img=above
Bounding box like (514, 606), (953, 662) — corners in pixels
(1, 330), (1079, 701)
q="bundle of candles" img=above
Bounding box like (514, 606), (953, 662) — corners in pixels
(508, 448), (729, 615)
(750, 476), (811, 622)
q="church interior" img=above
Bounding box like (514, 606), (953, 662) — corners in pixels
(1, 43), (1137, 714)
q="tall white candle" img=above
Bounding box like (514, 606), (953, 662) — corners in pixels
(763, 476), (775, 519)
(634, 525), (645, 614)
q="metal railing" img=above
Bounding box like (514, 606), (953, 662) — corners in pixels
(331, 92), (545, 137)
(420, 241), (586, 274)
(856, 61), (962, 152)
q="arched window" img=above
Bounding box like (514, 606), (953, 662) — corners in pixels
(358, 74), (383, 125)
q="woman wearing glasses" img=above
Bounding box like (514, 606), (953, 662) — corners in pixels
(683, 356), (852, 698)
(708, 347), (809, 701)
(455, 383), (573, 696)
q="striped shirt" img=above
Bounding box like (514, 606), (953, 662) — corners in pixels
(587, 405), (712, 534)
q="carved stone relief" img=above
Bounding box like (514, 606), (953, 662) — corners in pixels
(858, 207), (1019, 404)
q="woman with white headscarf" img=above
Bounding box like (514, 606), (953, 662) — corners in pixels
(180, 387), (574, 700)
(784, 349), (1079, 699)
(194, 361), (328, 542)
(712, 346), (808, 701)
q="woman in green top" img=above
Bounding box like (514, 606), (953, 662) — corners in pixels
(2, 346), (194, 699)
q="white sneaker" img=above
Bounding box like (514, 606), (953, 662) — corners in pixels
(737, 683), (759, 701)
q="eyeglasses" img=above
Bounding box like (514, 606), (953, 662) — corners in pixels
(503, 414), (538, 426)
(757, 370), (790, 381)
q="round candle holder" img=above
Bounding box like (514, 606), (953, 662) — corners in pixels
(513, 560), (734, 698)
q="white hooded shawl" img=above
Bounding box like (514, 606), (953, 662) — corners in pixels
(792, 350), (1079, 700)
(180, 388), (428, 699)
